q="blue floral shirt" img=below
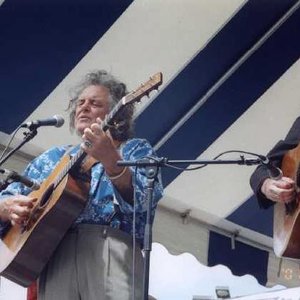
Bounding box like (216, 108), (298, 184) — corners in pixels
(0, 138), (163, 243)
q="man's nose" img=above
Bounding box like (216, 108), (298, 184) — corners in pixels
(80, 100), (91, 110)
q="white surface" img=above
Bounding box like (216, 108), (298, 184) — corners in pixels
(0, 278), (26, 300)
(0, 240), (14, 272)
(149, 243), (284, 300)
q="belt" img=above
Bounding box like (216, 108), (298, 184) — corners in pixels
(68, 223), (135, 246)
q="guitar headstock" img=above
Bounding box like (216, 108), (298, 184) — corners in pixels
(121, 72), (163, 106)
(102, 72), (163, 131)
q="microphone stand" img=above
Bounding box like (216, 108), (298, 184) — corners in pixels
(0, 128), (38, 190)
(117, 155), (263, 300)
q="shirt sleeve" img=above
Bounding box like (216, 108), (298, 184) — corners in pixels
(113, 139), (164, 214)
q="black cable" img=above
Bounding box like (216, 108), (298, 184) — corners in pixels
(0, 124), (24, 162)
(143, 150), (264, 172)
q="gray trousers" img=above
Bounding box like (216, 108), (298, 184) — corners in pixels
(38, 224), (144, 300)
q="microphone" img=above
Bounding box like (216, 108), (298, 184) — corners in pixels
(21, 115), (64, 130)
(0, 169), (40, 190)
(260, 156), (283, 180)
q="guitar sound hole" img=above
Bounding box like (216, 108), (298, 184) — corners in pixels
(39, 184), (54, 208)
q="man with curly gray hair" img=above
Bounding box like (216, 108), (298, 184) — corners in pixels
(0, 70), (164, 300)
(68, 70), (135, 141)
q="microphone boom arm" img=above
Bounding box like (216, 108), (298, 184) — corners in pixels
(117, 156), (263, 168)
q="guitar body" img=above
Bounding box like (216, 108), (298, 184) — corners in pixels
(273, 144), (300, 259)
(0, 155), (89, 287)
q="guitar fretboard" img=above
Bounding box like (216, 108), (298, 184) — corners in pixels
(52, 149), (86, 189)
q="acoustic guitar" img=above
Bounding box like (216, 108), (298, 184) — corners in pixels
(273, 143), (300, 259)
(0, 72), (162, 287)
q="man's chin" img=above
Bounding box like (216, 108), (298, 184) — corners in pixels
(74, 125), (88, 137)
(75, 121), (91, 130)
(75, 130), (83, 138)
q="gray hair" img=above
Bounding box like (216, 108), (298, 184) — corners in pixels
(67, 70), (134, 141)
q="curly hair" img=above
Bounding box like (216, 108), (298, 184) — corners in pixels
(67, 70), (135, 141)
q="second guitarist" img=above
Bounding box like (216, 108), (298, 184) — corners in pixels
(250, 117), (300, 207)
(250, 116), (300, 258)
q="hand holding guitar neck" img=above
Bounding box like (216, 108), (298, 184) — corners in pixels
(261, 176), (295, 204)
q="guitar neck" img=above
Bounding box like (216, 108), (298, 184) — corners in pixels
(53, 149), (87, 189)
(101, 100), (123, 131)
